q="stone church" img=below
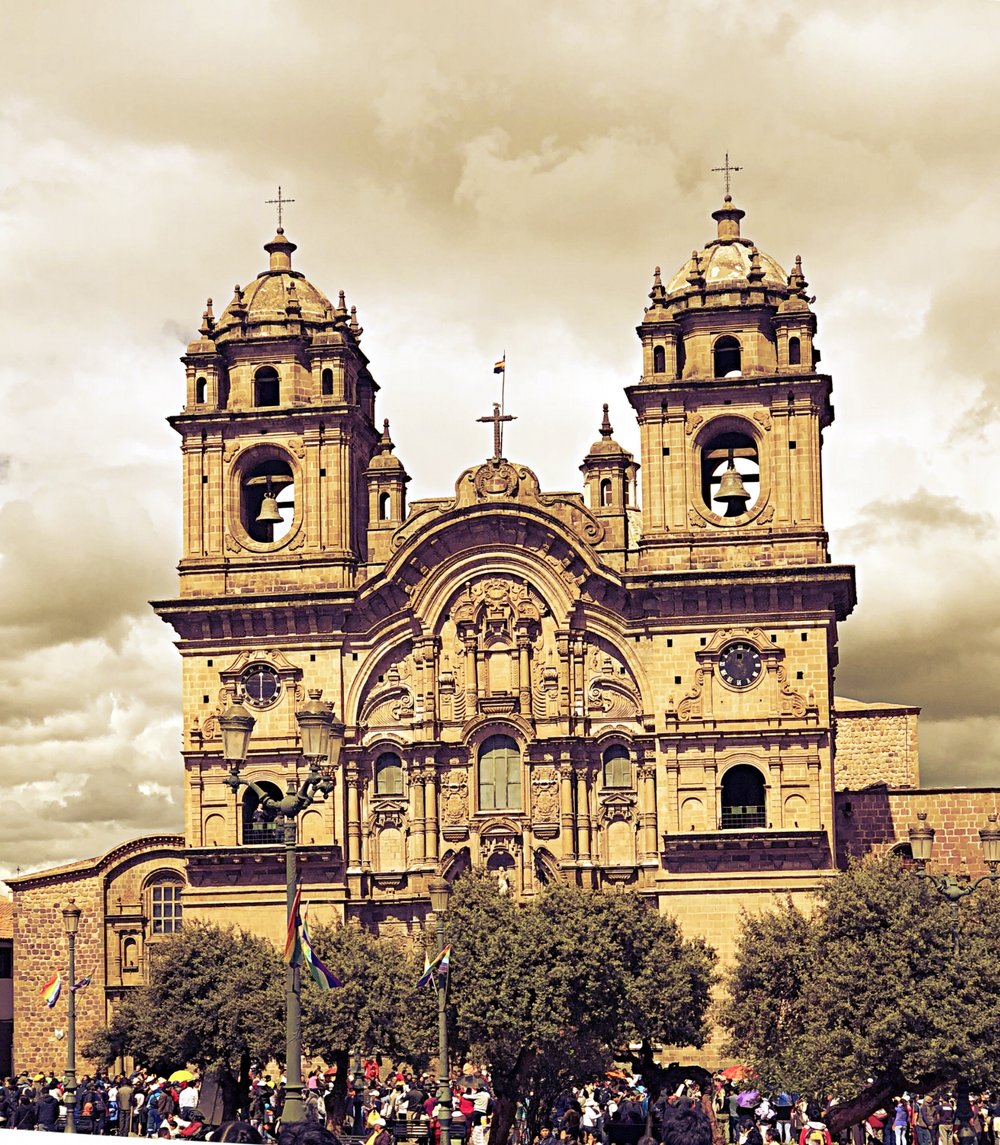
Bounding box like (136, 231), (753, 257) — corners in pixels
(12, 193), (943, 1069)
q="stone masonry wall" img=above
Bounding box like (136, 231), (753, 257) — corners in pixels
(13, 871), (105, 1075)
(835, 787), (1000, 876)
(833, 706), (919, 791)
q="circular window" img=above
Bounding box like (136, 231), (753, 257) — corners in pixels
(239, 663), (282, 708)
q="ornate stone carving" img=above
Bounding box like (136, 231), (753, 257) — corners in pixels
(360, 656), (417, 728)
(585, 639), (642, 723)
(752, 410), (773, 432)
(440, 769), (470, 829)
(776, 664), (808, 718)
(598, 791), (638, 823)
(473, 460), (520, 500)
(530, 765), (560, 826)
(688, 507), (707, 529)
(685, 413), (704, 437)
(677, 668), (706, 722)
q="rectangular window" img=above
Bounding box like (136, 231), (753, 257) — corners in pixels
(478, 737), (521, 811)
(151, 884), (183, 935)
(0, 944), (11, 978)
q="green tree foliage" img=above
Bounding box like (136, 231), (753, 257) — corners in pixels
(300, 922), (435, 1126)
(720, 855), (1000, 1131)
(85, 922), (285, 1117)
(443, 872), (717, 1145)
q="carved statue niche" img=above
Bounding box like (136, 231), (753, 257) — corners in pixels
(448, 578), (543, 718)
(530, 765), (560, 839)
(440, 767), (471, 842)
(585, 638), (642, 725)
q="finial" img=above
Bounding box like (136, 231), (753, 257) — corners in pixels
(349, 304), (363, 339)
(600, 403), (613, 438)
(335, 289), (348, 320)
(231, 284), (246, 318)
(687, 249), (705, 289)
(789, 254), (811, 300)
(199, 297), (215, 337)
(379, 419), (394, 452)
(748, 247), (764, 285)
(286, 280), (301, 316)
(648, 265), (667, 308)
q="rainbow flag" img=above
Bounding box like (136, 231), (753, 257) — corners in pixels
(300, 905), (341, 990)
(41, 972), (62, 1009)
(283, 885), (302, 966)
(416, 944), (451, 988)
(493, 357), (505, 374)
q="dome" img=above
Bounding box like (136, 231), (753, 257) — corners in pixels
(213, 229), (337, 341)
(663, 196), (787, 298)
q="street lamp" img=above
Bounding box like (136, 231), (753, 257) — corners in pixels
(61, 899), (82, 1134)
(427, 877), (452, 1145)
(221, 687), (344, 1125)
(907, 811), (1000, 954)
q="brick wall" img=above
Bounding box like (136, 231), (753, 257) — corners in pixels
(835, 787), (1000, 876)
(833, 703), (919, 790)
(13, 873), (105, 1075)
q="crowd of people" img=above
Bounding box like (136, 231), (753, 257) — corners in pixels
(1, 1060), (997, 1145)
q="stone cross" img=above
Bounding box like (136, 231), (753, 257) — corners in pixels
(477, 402), (516, 461)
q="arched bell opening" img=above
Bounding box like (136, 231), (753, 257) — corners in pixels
(713, 335), (742, 378)
(700, 429), (760, 518)
(240, 456), (295, 543)
(253, 366), (280, 407)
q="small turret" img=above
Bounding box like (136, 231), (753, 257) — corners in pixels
(580, 405), (638, 564)
(366, 419), (410, 566)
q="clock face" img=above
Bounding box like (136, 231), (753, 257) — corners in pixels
(239, 663), (282, 708)
(718, 642), (763, 688)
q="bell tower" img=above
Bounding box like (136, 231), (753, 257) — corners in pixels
(627, 196), (829, 572)
(171, 228), (380, 598)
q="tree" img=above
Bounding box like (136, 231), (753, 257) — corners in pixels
(85, 922), (285, 1118)
(300, 922), (435, 1128)
(720, 855), (1000, 1133)
(443, 872), (717, 1145)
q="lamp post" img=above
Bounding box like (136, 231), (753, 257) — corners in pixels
(907, 811), (1000, 955)
(61, 899), (82, 1134)
(427, 877), (452, 1145)
(221, 688), (344, 1126)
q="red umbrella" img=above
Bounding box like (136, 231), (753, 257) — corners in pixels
(720, 1065), (754, 1082)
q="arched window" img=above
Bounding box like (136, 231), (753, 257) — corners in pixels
(240, 456), (295, 543)
(720, 765), (766, 829)
(242, 781), (283, 845)
(254, 366), (280, 407)
(788, 336), (801, 366)
(375, 752), (403, 796)
(322, 368), (334, 396)
(599, 478), (613, 507)
(713, 335), (742, 378)
(195, 377), (208, 404)
(378, 491), (392, 521)
(148, 879), (183, 935)
(478, 735), (521, 811)
(602, 745), (631, 789)
(700, 429), (760, 518)
(653, 345), (666, 374)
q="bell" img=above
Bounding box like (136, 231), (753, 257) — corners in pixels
(714, 463), (751, 508)
(256, 492), (283, 524)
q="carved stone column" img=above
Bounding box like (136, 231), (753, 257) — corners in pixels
(575, 766), (592, 863)
(424, 768), (440, 863)
(410, 766), (426, 863)
(638, 763), (658, 861)
(463, 636), (478, 717)
(517, 636), (532, 718)
(559, 762), (576, 861)
(346, 769), (363, 873)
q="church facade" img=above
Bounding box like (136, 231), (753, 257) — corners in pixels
(10, 196), (929, 1069)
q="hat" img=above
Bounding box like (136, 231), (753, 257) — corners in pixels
(374, 1118), (387, 1126)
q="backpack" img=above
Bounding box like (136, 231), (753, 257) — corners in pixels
(805, 1128), (827, 1145)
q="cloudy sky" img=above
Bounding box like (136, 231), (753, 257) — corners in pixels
(1, 0), (998, 878)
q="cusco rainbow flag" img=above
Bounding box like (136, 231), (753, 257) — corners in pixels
(41, 972), (62, 1008)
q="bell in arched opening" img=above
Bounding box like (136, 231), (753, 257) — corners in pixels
(713, 461), (751, 514)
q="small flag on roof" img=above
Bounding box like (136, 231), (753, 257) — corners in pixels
(41, 972), (62, 1008)
(493, 356), (505, 374)
(416, 944), (451, 988)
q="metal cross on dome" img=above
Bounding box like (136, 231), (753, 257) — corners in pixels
(266, 186), (295, 229)
(711, 153), (743, 196)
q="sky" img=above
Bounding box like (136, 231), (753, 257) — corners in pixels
(1, 0), (998, 878)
